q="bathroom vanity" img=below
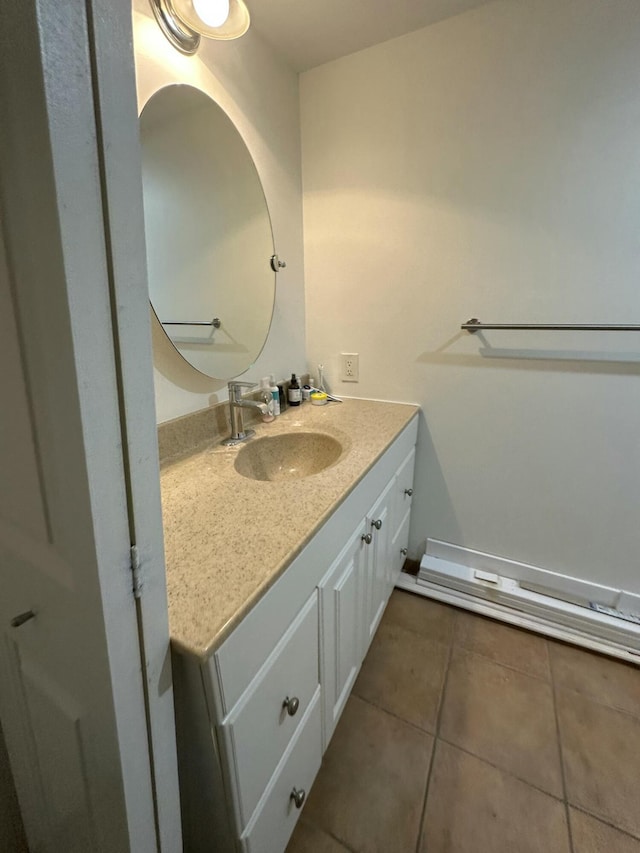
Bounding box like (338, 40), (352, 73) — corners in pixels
(160, 398), (418, 852)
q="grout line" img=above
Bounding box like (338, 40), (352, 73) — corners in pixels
(298, 688), (442, 851)
(569, 804), (640, 844)
(451, 641), (553, 685)
(383, 615), (455, 649)
(549, 638), (575, 853)
(440, 594), (557, 683)
(296, 815), (357, 852)
(351, 692), (438, 739)
(549, 635), (640, 720)
(434, 736), (567, 804)
(414, 615), (457, 853)
(553, 683), (640, 723)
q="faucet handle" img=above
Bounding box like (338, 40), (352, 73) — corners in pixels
(228, 380), (258, 401)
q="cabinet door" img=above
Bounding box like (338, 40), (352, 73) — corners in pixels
(319, 521), (367, 745)
(364, 479), (394, 652)
(391, 510), (411, 586)
(391, 447), (415, 543)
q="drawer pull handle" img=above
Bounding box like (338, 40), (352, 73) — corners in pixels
(283, 696), (299, 717)
(400, 548), (408, 556)
(404, 488), (414, 497)
(11, 610), (36, 628)
(371, 519), (382, 530)
(361, 533), (372, 545)
(290, 787), (306, 809)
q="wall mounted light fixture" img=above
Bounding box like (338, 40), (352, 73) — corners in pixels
(149, 0), (250, 55)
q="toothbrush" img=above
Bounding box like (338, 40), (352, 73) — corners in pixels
(309, 384), (342, 402)
(317, 363), (326, 393)
(313, 364), (342, 402)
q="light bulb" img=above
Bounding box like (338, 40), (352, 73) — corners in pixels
(170, 0), (249, 39)
(192, 0), (229, 28)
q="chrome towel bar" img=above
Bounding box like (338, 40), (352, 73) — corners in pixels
(462, 318), (640, 333)
(162, 316), (221, 328)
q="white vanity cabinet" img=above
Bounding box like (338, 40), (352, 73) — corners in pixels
(172, 414), (418, 853)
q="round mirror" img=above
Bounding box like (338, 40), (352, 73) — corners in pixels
(139, 84), (276, 380)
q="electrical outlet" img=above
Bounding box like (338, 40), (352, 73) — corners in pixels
(340, 353), (359, 382)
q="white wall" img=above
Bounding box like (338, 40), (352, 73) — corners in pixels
(301, 0), (640, 593)
(133, 1), (306, 423)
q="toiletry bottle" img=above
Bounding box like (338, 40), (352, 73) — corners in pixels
(277, 382), (287, 412)
(260, 377), (275, 421)
(269, 374), (280, 416)
(288, 373), (301, 407)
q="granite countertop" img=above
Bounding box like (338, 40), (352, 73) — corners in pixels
(160, 398), (419, 660)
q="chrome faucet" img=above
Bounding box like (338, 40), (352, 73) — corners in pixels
(222, 381), (270, 445)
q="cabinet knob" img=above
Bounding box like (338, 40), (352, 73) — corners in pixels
(290, 787), (306, 809)
(371, 519), (382, 530)
(404, 488), (413, 497)
(283, 696), (299, 717)
(361, 532), (372, 545)
(400, 548), (408, 556)
(10, 610), (36, 628)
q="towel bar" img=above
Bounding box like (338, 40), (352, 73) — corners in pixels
(162, 317), (221, 328)
(462, 318), (640, 333)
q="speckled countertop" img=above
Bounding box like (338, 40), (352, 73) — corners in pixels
(160, 398), (419, 660)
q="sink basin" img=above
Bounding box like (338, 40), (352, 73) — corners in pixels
(234, 432), (344, 482)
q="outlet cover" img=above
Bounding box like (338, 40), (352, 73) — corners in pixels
(340, 353), (359, 382)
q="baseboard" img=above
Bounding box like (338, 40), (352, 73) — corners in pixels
(424, 539), (628, 608)
(394, 540), (640, 665)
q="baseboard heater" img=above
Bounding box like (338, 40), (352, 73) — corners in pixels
(396, 539), (640, 664)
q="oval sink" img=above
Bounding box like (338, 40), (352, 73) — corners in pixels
(234, 432), (344, 482)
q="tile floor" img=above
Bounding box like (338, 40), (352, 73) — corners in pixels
(286, 589), (640, 853)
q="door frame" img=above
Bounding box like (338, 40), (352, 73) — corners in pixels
(0, 0), (182, 849)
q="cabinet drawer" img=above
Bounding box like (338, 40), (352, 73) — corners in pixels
(222, 592), (319, 829)
(241, 689), (322, 853)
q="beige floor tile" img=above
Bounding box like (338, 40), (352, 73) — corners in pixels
(286, 818), (349, 853)
(353, 621), (449, 732)
(455, 610), (550, 680)
(550, 642), (640, 717)
(557, 689), (640, 838)
(570, 809), (640, 853)
(440, 647), (563, 796)
(420, 741), (570, 853)
(382, 590), (455, 645)
(304, 695), (433, 853)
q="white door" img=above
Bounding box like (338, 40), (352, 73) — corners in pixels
(0, 1), (181, 850)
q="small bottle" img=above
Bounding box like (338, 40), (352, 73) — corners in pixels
(268, 374), (280, 416)
(277, 382), (287, 412)
(259, 377), (275, 422)
(302, 384), (311, 402)
(288, 373), (301, 407)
